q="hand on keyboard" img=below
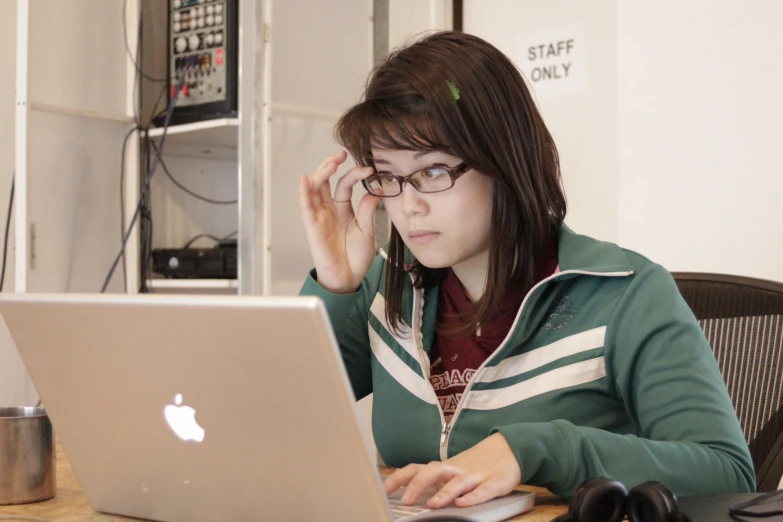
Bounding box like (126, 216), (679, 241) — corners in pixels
(383, 433), (522, 509)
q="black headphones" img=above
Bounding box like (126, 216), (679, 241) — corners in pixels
(551, 477), (692, 522)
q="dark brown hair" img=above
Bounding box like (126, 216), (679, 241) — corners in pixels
(335, 31), (567, 337)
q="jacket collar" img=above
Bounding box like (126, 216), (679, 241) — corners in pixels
(556, 223), (634, 274)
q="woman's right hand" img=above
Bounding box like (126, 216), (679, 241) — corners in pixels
(299, 151), (381, 294)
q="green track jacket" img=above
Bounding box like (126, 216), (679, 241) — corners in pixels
(300, 224), (755, 498)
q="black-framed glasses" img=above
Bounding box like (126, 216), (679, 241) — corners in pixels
(362, 162), (471, 198)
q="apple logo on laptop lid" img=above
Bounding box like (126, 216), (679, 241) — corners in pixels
(164, 394), (205, 442)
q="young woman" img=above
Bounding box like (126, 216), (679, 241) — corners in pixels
(298, 31), (754, 509)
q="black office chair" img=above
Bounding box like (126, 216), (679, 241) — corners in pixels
(672, 272), (783, 491)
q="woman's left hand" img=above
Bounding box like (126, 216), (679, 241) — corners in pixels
(383, 433), (523, 509)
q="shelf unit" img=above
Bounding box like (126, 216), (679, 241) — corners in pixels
(127, 0), (265, 296)
(14, 0), (374, 297)
(143, 117), (240, 294)
(148, 278), (238, 293)
(130, 0), (375, 297)
(147, 117), (238, 151)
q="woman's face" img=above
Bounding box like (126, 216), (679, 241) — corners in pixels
(372, 148), (494, 273)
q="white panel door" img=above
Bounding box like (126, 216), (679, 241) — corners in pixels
(15, 0), (133, 294)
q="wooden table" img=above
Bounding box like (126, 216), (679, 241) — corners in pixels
(0, 443), (568, 521)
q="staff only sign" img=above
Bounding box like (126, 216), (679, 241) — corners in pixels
(517, 23), (586, 99)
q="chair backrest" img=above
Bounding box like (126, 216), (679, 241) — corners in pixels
(672, 272), (783, 491)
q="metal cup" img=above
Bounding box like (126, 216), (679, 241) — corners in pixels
(0, 407), (56, 505)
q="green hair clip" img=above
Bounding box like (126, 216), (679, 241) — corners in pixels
(446, 80), (460, 101)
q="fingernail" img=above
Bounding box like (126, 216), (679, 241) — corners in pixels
(430, 495), (443, 505)
(401, 492), (412, 504)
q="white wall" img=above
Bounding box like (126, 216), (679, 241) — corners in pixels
(617, 1), (783, 280)
(0, 0), (37, 406)
(465, 0), (618, 243)
(389, 0), (452, 50)
(465, 0), (783, 282)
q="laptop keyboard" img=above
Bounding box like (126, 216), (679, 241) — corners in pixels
(388, 498), (431, 520)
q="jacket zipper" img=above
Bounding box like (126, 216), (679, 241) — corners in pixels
(434, 268), (633, 460)
(410, 283), (449, 458)
(440, 422), (450, 455)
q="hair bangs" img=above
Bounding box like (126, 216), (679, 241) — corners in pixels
(335, 98), (450, 167)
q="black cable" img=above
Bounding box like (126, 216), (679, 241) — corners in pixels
(0, 174), (14, 293)
(138, 135), (147, 292)
(137, 206), (149, 293)
(137, 132), (154, 293)
(118, 127), (139, 293)
(148, 84), (168, 128)
(118, 1), (170, 293)
(129, 0), (142, 129)
(146, 207), (154, 288)
(150, 141), (238, 205)
(183, 234), (222, 249)
(122, 0), (166, 83)
(141, 205), (153, 292)
(101, 57), (196, 293)
(182, 231), (237, 249)
(135, 88), (169, 293)
(141, 133), (155, 292)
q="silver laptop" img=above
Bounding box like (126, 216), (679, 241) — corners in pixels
(0, 294), (534, 522)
